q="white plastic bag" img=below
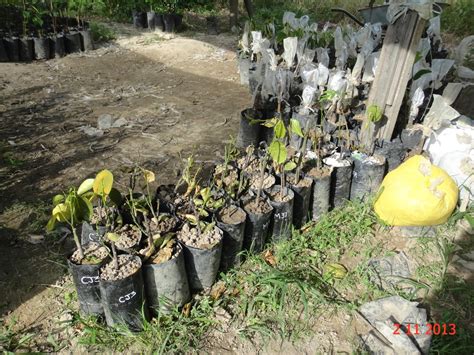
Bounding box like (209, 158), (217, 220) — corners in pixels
(334, 27), (348, 69)
(316, 47), (330, 67)
(299, 86), (317, 115)
(362, 51), (380, 83)
(282, 37), (298, 69)
(409, 87), (425, 123)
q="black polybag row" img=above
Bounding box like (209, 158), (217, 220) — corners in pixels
(0, 30), (95, 63)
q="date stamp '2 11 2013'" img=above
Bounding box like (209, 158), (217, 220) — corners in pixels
(393, 323), (456, 336)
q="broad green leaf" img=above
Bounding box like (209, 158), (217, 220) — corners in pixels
(77, 196), (93, 221)
(93, 170), (114, 196)
(52, 203), (71, 222)
(274, 120), (287, 139)
(46, 216), (56, 231)
(199, 187), (212, 201)
(284, 161), (297, 171)
(367, 104), (383, 123)
(77, 178), (94, 195)
(109, 188), (123, 206)
(106, 232), (120, 242)
(413, 69), (431, 81)
(268, 141), (287, 165)
(262, 118), (278, 128)
(52, 194), (64, 207)
(290, 119), (304, 137)
(143, 169), (155, 183)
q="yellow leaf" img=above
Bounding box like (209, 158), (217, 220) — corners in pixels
(324, 263), (348, 279)
(52, 203), (71, 222)
(143, 169), (155, 183)
(93, 170), (114, 196)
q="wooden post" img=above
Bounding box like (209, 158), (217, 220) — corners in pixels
(360, 10), (427, 151)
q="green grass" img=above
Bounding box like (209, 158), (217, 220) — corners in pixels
(0, 318), (34, 352)
(442, 0), (474, 38)
(4, 199), (471, 353)
(90, 22), (117, 43)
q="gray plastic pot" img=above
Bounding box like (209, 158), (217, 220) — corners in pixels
(50, 34), (66, 58)
(181, 234), (223, 291)
(289, 175), (313, 229)
(350, 153), (386, 201)
(19, 38), (34, 61)
(268, 186), (294, 242)
(143, 243), (190, 313)
(5, 37), (20, 61)
(99, 256), (148, 331)
(33, 37), (50, 60)
(216, 205), (247, 271)
(81, 221), (106, 245)
(65, 32), (81, 53)
(324, 156), (353, 209)
(306, 167), (332, 222)
(80, 29), (94, 51)
(242, 197), (273, 253)
(236, 108), (262, 149)
(68, 258), (104, 316)
(0, 39), (9, 62)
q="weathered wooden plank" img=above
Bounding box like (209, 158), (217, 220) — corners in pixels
(361, 10), (427, 150)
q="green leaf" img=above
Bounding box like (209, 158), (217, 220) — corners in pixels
(268, 141), (287, 165)
(367, 104), (383, 123)
(93, 170), (114, 197)
(290, 119), (303, 137)
(414, 51), (423, 63)
(465, 214), (474, 229)
(324, 263), (348, 279)
(106, 232), (120, 242)
(284, 161), (297, 171)
(109, 187), (123, 206)
(413, 69), (431, 81)
(274, 120), (287, 139)
(185, 214), (198, 225)
(77, 196), (93, 221)
(46, 216), (56, 231)
(52, 194), (64, 207)
(77, 178), (94, 195)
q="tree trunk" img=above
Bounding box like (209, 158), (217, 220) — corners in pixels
(229, 0), (238, 29)
(243, 0), (254, 18)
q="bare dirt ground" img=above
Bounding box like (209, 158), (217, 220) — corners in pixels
(0, 25), (250, 348)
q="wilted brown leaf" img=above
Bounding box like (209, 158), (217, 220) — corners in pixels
(263, 250), (277, 266)
(182, 302), (192, 317)
(210, 281), (226, 300)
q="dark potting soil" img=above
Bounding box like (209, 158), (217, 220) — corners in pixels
(112, 224), (142, 250)
(249, 173), (275, 191)
(304, 166), (332, 179)
(218, 205), (246, 225)
(287, 174), (313, 188)
(243, 198), (272, 215)
(100, 254), (141, 281)
(177, 223), (223, 250)
(149, 215), (179, 234)
(269, 188), (293, 203)
(89, 207), (107, 225)
(70, 242), (108, 265)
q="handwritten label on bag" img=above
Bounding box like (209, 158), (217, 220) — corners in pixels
(274, 212), (288, 220)
(81, 276), (99, 285)
(119, 291), (137, 303)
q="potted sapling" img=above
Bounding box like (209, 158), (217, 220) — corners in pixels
(213, 140), (247, 270)
(48, 0), (66, 58)
(19, 1), (34, 61)
(94, 170), (148, 330)
(286, 119), (314, 229)
(350, 105), (386, 201)
(46, 174), (109, 316)
(264, 117), (295, 242)
(176, 157), (224, 291)
(124, 168), (190, 313)
(32, 4), (50, 60)
(241, 147), (273, 253)
(303, 90), (336, 221)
